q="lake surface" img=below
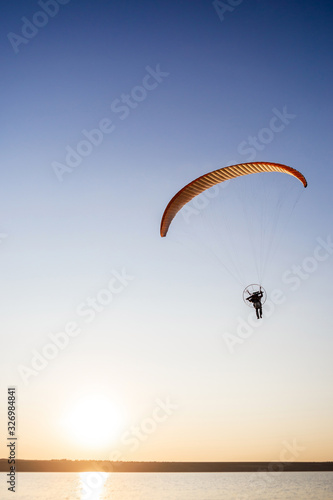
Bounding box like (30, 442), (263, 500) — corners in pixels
(1, 471), (333, 499)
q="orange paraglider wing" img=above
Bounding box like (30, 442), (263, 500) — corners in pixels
(160, 162), (307, 237)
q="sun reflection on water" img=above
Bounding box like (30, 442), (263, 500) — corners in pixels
(79, 471), (108, 500)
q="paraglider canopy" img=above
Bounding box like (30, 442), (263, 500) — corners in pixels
(160, 161), (307, 290)
(160, 162), (307, 238)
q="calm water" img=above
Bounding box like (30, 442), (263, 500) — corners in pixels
(1, 472), (333, 499)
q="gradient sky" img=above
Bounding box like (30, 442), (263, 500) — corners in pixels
(1, 0), (333, 462)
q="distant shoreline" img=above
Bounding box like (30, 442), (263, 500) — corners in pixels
(1, 460), (332, 473)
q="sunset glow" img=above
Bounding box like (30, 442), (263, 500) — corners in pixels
(62, 395), (122, 449)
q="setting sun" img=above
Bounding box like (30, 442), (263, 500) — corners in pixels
(62, 395), (123, 449)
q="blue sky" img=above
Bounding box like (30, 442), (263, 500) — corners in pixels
(1, 0), (333, 462)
